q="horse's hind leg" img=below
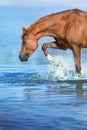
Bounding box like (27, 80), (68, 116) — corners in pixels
(42, 41), (59, 61)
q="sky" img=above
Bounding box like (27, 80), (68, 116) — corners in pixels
(0, 0), (87, 9)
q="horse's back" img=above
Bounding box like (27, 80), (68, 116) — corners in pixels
(62, 9), (87, 47)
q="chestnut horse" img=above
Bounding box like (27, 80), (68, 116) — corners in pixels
(19, 9), (87, 75)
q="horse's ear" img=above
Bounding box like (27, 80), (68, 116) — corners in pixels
(22, 27), (27, 34)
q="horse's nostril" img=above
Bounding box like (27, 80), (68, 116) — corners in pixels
(19, 55), (22, 60)
(19, 54), (28, 61)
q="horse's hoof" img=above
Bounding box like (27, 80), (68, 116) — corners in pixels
(47, 54), (55, 62)
(78, 73), (81, 77)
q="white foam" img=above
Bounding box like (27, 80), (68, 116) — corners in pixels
(48, 55), (87, 81)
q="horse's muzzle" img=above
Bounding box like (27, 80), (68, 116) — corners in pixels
(19, 54), (28, 61)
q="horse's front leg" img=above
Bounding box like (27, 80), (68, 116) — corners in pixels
(42, 41), (59, 62)
(72, 46), (81, 75)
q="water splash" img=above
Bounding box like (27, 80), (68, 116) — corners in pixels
(0, 56), (87, 83)
(48, 55), (87, 81)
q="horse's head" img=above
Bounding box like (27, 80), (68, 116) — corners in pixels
(19, 28), (38, 61)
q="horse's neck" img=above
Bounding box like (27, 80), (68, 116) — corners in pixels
(28, 24), (58, 40)
(36, 31), (58, 39)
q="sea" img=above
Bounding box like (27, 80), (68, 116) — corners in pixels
(0, 6), (87, 130)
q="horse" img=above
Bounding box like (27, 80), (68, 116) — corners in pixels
(19, 8), (87, 75)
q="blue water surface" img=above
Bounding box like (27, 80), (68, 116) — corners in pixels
(0, 6), (87, 130)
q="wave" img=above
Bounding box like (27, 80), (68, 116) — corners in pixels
(0, 55), (87, 83)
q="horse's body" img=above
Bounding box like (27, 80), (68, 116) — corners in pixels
(19, 8), (87, 74)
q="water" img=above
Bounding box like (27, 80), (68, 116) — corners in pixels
(0, 6), (87, 130)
